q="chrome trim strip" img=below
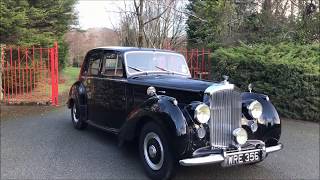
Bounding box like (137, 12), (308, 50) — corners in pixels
(204, 83), (235, 95)
(87, 120), (120, 134)
(266, 143), (283, 153)
(225, 148), (260, 156)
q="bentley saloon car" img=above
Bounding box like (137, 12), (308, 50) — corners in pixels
(67, 47), (282, 180)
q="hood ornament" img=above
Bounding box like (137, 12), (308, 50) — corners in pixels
(223, 75), (229, 84)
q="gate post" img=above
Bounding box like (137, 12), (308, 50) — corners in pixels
(0, 46), (3, 101)
(50, 42), (59, 106)
(54, 42), (58, 105)
(50, 48), (55, 105)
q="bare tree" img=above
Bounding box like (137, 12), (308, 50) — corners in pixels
(65, 28), (119, 66)
(115, 0), (187, 49)
(134, 0), (145, 47)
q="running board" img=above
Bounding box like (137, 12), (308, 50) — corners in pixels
(87, 120), (120, 134)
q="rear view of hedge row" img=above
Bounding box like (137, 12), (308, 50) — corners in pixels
(211, 43), (319, 121)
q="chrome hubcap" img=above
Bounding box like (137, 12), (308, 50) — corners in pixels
(143, 132), (164, 170)
(148, 145), (157, 158)
(73, 104), (79, 123)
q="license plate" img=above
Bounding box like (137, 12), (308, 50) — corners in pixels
(224, 150), (261, 166)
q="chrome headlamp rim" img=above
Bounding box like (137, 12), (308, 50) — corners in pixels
(194, 104), (210, 124)
(248, 100), (263, 119)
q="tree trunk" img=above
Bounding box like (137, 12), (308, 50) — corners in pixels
(263, 0), (272, 16)
(137, 0), (144, 47)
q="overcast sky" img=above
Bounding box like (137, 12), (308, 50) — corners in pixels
(76, 0), (125, 29)
(76, 0), (188, 30)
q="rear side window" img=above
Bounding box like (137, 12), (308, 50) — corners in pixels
(101, 52), (123, 77)
(88, 52), (101, 76)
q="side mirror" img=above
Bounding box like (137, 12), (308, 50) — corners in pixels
(248, 83), (254, 93)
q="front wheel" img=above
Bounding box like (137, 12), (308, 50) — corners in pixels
(71, 100), (87, 130)
(139, 122), (175, 180)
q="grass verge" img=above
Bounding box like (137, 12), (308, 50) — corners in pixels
(59, 66), (80, 94)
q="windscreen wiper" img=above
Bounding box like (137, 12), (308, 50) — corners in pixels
(128, 66), (143, 72)
(155, 66), (174, 74)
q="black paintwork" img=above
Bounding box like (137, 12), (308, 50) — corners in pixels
(241, 92), (281, 146)
(67, 47), (281, 159)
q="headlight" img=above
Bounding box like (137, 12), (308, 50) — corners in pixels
(248, 100), (263, 119)
(233, 128), (248, 145)
(194, 104), (210, 124)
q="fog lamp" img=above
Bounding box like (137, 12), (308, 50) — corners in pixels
(233, 128), (248, 145)
(194, 104), (210, 124)
(197, 126), (206, 139)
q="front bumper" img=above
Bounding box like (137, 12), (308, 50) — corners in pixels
(179, 141), (282, 166)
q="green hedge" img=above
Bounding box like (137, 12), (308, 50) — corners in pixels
(211, 43), (320, 121)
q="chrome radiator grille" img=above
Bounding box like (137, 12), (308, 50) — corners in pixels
(209, 89), (242, 147)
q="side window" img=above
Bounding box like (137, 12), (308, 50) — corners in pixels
(101, 52), (123, 77)
(88, 52), (101, 76)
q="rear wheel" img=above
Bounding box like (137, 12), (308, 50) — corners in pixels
(139, 122), (175, 180)
(71, 100), (87, 130)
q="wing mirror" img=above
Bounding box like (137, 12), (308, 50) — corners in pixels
(248, 83), (254, 93)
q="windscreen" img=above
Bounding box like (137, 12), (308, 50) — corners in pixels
(125, 51), (190, 77)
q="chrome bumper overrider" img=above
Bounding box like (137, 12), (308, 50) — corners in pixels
(179, 143), (282, 166)
(265, 144), (283, 153)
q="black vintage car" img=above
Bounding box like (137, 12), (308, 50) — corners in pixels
(67, 47), (282, 180)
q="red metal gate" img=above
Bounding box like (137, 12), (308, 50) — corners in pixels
(1, 42), (59, 105)
(176, 48), (211, 80)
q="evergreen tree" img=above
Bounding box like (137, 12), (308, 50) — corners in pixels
(0, 0), (78, 68)
(186, 0), (319, 48)
(0, 0), (29, 44)
(186, 0), (235, 49)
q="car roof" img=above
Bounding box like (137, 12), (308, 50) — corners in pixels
(91, 46), (176, 53)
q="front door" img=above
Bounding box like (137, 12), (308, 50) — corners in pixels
(96, 50), (127, 129)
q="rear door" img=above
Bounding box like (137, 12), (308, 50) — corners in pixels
(97, 50), (127, 129)
(82, 50), (103, 122)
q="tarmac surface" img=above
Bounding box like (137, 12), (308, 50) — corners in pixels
(1, 106), (319, 179)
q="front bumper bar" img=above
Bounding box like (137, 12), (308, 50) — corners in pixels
(179, 143), (282, 166)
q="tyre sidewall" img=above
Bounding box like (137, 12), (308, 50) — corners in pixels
(139, 122), (175, 180)
(71, 99), (87, 130)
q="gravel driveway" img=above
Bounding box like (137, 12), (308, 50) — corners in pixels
(1, 106), (319, 179)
